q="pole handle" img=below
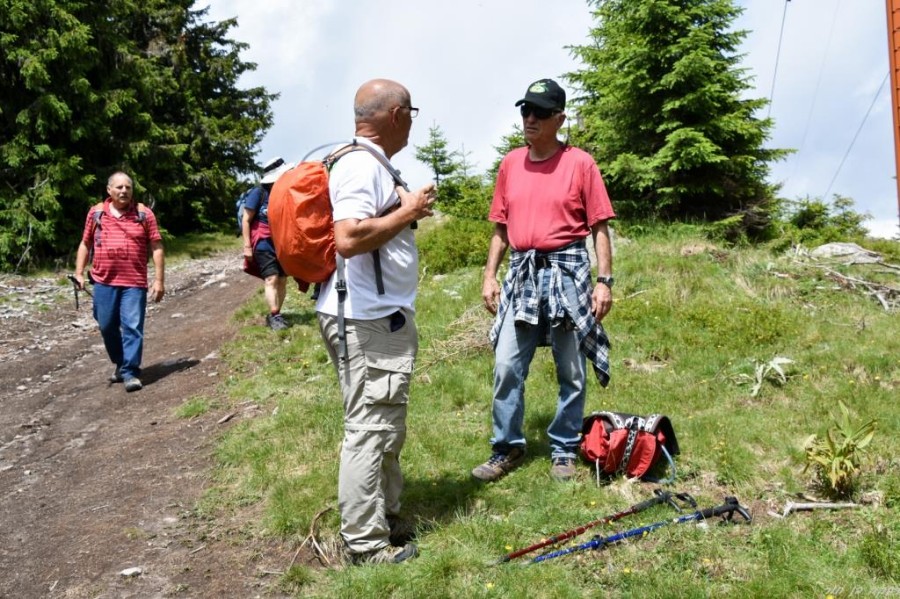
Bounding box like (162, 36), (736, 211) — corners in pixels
(697, 496), (752, 523)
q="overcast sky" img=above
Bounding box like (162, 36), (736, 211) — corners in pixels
(201, 0), (899, 239)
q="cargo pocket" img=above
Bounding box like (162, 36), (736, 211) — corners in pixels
(363, 351), (413, 405)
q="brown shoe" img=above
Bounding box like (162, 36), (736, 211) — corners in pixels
(471, 447), (526, 482)
(348, 543), (418, 566)
(550, 456), (576, 482)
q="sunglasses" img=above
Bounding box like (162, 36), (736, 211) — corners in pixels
(520, 104), (559, 119)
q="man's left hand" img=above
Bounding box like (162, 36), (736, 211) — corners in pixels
(591, 283), (612, 321)
(150, 280), (165, 303)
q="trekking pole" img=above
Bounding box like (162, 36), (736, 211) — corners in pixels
(66, 274), (91, 310)
(495, 489), (696, 564)
(531, 496), (752, 564)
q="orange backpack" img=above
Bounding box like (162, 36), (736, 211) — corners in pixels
(267, 140), (409, 291)
(267, 161), (335, 287)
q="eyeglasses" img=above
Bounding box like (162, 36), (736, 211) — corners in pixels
(393, 105), (419, 118)
(520, 104), (558, 120)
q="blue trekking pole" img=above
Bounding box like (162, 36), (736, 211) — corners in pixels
(495, 489), (695, 564)
(531, 496), (752, 564)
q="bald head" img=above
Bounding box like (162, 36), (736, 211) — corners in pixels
(352, 79), (414, 158)
(354, 79), (410, 122)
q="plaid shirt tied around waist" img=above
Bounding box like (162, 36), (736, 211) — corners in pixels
(489, 240), (611, 387)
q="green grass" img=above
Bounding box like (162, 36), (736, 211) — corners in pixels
(209, 228), (900, 597)
(163, 231), (242, 262)
(175, 397), (212, 419)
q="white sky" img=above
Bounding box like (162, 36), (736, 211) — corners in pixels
(201, 0), (900, 239)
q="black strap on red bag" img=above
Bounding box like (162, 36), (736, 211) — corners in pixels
(580, 411), (679, 485)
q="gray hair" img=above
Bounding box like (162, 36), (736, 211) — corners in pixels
(107, 171), (133, 187)
(354, 88), (409, 120)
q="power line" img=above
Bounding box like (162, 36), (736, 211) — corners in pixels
(823, 71), (889, 199)
(767, 0), (791, 119)
(788, 0), (841, 182)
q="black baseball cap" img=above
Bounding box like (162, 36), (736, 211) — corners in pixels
(515, 78), (566, 111)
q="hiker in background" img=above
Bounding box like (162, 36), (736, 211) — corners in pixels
(73, 171), (165, 392)
(472, 78), (616, 483)
(316, 79), (436, 565)
(242, 157), (294, 331)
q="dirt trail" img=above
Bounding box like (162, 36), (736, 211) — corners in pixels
(0, 253), (295, 598)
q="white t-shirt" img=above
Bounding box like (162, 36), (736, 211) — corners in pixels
(315, 139), (419, 319)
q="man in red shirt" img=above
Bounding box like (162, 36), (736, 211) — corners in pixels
(473, 78), (615, 482)
(73, 171), (165, 392)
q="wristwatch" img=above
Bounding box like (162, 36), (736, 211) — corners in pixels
(596, 275), (614, 289)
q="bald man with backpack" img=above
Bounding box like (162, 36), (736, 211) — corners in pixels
(316, 78), (436, 566)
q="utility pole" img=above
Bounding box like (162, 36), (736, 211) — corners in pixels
(887, 0), (900, 226)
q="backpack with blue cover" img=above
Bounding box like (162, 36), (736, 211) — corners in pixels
(236, 157), (284, 234)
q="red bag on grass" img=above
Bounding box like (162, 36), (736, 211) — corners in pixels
(580, 411), (679, 483)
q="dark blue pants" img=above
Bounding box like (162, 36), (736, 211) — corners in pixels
(92, 283), (147, 380)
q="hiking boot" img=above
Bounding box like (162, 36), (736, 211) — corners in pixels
(348, 543), (418, 566)
(550, 456), (576, 482)
(109, 367), (123, 383)
(471, 447), (526, 482)
(268, 313), (289, 331)
(124, 377), (143, 392)
(387, 514), (415, 546)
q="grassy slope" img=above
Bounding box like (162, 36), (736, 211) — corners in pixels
(198, 230), (899, 598)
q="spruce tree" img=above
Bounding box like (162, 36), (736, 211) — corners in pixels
(567, 0), (788, 227)
(0, 1), (273, 269)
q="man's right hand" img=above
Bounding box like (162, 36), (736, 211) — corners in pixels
(396, 183), (436, 223)
(72, 273), (85, 290)
(242, 245), (253, 258)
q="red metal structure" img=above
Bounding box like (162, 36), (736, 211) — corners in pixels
(887, 0), (900, 222)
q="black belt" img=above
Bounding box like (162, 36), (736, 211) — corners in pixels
(534, 255), (553, 270)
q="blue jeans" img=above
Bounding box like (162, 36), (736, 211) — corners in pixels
(491, 269), (587, 460)
(92, 283), (147, 380)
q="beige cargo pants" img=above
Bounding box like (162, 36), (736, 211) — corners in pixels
(318, 308), (417, 553)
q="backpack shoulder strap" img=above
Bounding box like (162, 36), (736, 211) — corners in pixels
(92, 201), (151, 237)
(90, 202), (106, 235)
(91, 201), (105, 220)
(136, 202), (151, 235)
(322, 139), (408, 297)
(603, 411), (627, 430)
(324, 139), (410, 192)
